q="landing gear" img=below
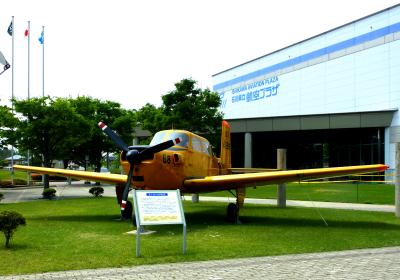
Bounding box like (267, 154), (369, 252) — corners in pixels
(225, 188), (246, 224)
(226, 203), (239, 223)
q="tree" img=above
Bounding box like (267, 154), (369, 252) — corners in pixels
(13, 97), (90, 188)
(0, 148), (11, 160)
(0, 210), (26, 248)
(0, 105), (18, 149)
(68, 97), (136, 173)
(162, 78), (223, 151)
(137, 79), (223, 135)
(137, 79), (224, 151)
(136, 103), (167, 134)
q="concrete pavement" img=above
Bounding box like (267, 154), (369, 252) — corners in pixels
(1, 246), (400, 279)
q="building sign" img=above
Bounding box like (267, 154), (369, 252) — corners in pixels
(220, 76), (280, 110)
(214, 15), (400, 120)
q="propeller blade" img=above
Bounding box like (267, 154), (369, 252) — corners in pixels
(140, 137), (181, 158)
(0, 50), (8, 66)
(98, 122), (129, 152)
(120, 164), (134, 217)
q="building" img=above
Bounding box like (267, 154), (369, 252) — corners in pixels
(212, 4), (400, 172)
(3, 155), (25, 168)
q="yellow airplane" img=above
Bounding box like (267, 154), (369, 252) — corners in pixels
(14, 121), (388, 222)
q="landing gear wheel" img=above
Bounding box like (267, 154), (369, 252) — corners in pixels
(121, 200), (133, 220)
(226, 203), (238, 223)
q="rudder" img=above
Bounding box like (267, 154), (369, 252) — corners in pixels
(220, 120), (231, 174)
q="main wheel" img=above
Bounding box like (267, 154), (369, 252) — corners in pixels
(226, 203), (238, 223)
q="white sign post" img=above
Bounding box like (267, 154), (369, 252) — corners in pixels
(133, 189), (186, 257)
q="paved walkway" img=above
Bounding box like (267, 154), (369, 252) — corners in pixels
(1, 246), (400, 279)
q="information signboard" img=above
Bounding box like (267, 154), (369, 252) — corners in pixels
(135, 190), (184, 225)
(133, 189), (186, 257)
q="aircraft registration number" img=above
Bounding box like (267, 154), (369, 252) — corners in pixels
(162, 154), (172, 164)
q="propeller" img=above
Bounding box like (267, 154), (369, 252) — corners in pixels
(0, 50), (10, 76)
(98, 121), (181, 218)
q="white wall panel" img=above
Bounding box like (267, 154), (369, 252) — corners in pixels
(214, 5), (400, 125)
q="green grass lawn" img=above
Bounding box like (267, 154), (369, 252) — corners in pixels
(0, 170), (28, 181)
(1, 197), (400, 275)
(204, 182), (395, 205)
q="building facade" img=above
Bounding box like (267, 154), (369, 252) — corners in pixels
(213, 5), (400, 171)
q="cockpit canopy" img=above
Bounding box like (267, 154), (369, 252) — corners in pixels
(150, 131), (189, 148)
(150, 130), (213, 156)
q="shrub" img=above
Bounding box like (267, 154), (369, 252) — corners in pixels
(0, 180), (12, 188)
(0, 211), (26, 248)
(0, 193), (3, 201)
(31, 174), (67, 181)
(42, 188), (56, 199)
(13, 179), (27, 186)
(0, 179), (28, 188)
(89, 186), (104, 197)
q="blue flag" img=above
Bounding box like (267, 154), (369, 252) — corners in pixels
(7, 21), (13, 36)
(38, 31), (44, 44)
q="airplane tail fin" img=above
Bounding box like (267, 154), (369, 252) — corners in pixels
(220, 120), (231, 174)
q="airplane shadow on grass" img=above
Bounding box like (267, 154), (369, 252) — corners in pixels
(29, 214), (121, 223)
(183, 205), (400, 231)
(237, 215), (400, 231)
(27, 204), (400, 232)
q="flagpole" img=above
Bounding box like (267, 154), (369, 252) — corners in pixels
(11, 16), (14, 105)
(40, 26), (45, 187)
(41, 26), (44, 97)
(27, 21), (31, 186)
(10, 16), (15, 184)
(27, 21), (30, 99)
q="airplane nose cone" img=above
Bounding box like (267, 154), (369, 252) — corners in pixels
(126, 149), (140, 164)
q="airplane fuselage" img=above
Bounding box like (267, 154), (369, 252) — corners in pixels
(121, 130), (220, 192)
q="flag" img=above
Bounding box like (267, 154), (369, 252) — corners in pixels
(7, 21), (13, 36)
(24, 29), (29, 37)
(0, 50), (8, 65)
(38, 31), (44, 44)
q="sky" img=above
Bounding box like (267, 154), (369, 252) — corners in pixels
(0, 0), (399, 110)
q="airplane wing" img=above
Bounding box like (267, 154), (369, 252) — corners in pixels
(13, 165), (127, 185)
(229, 167), (280, 173)
(183, 164), (388, 193)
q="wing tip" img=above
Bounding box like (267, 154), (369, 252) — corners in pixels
(378, 164), (389, 172)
